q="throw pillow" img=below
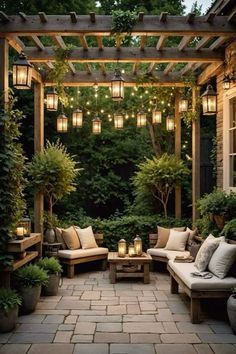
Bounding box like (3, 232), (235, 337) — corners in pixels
(165, 229), (190, 251)
(155, 226), (185, 248)
(62, 226), (81, 250)
(186, 227), (197, 245)
(189, 242), (202, 260)
(55, 227), (67, 249)
(75, 226), (98, 249)
(208, 242), (236, 279)
(194, 234), (225, 272)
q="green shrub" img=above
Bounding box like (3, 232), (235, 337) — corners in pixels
(193, 215), (220, 238)
(197, 189), (236, 218)
(38, 257), (62, 275)
(221, 219), (236, 240)
(15, 264), (48, 288)
(0, 288), (21, 314)
(60, 213), (190, 251)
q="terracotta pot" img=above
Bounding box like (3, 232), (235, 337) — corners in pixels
(213, 214), (227, 230)
(42, 273), (60, 296)
(0, 306), (18, 332)
(227, 294), (236, 334)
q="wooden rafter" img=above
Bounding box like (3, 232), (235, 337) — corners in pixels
(84, 63), (92, 74)
(195, 36), (211, 50)
(79, 35), (89, 50)
(132, 62), (138, 75)
(147, 63), (155, 74)
(156, 35), (166, 50)
(99, 63), (106, 76)
(164, 63), (175, 75)
(140, 36), (147, 51)
(53, 35), (76, 74)
(30, 35), (44, 51)
(209, 36), (229, 50)
(6, 35), (25, 53)
(96, 36), (103, 50)
(178, 36), (192, 51)
(180, 63), (194, 75)
(197, 62), (223, 85)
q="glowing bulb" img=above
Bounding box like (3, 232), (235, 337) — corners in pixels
(86, 101), (90, 105)
(101, 109), (104, 113)
(71, 97), (74, 101)
(87, 111), (90, 115)
(131, 92), (134, 96)
(94, 93), (98, 98)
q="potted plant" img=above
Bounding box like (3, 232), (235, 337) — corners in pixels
(221, 219), (236, 241)
(38, 257), (62, 296)
(0, 288), (21, 332)
(15, 264), (48, 314)
(27, 140), (80, 243)
(227, 288), (236, 333)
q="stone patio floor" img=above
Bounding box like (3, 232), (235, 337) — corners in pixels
(0, 269), (236, 354)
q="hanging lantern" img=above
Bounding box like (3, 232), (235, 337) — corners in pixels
(152, 107), (162, 124)
(92, 116), (101, 134)
(114, 113), (124, 129)
(166, 115), (175, 131)
(134, 235), (142, 256)
(223, 75), (230, 90)
(111, 69), (125, 101)
(118, 239), (127, 257)
(179, 98), (188, 112)
(57, 113), (68, 133)
(12, 51), (33, 89)
(137, 110), (147, 127)
(72, 108), (83, 128)
(201, 84), (217, 115)
(46, 88), (58, 111)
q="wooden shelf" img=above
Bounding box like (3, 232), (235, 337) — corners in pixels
(7, 233), (41, 252)
(5, 251), (39, 271)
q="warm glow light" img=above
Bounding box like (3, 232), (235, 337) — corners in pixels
(152, 107), (162, 124)
(111, 69), (125, 101)
(12, 52), (33, 89)
(118, 239), (127, 257)
(166, 115), (175, 131)
(223, 75), (230, 90)
(128, 244), (136, 257)
(134, 236), (142, 256)
(137, 110), (147, 127)
(114, 114), (124, 129)
(57, 114), (68, 133)
(46, 88), (58, 111)
(179, 98), (188, 112)
(92, 116), (101, 134)
(201, 84), (217, 115)
(72, 108), (83, 128)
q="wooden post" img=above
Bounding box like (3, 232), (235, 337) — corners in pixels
(34, 82), (44, 240)
(175, 91), (181, 219)
(192, 86), (200, 222)
(0, 38), (9, 109)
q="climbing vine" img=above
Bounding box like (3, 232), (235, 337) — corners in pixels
(111, 10), (138, 44)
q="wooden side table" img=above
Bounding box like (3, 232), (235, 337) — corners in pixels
(108, 252), (152, 284)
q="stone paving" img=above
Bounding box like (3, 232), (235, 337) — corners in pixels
(0, 270), (236, 354)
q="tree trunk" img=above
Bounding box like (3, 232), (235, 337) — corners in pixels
(147, 120), (161, 157)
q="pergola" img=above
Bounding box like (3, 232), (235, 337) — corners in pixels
(0, 6), (236, 232)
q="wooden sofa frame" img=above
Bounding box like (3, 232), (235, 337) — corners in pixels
(59, 233), (107, 278)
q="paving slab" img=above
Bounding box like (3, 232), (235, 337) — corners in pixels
(54, 331), (73, 343)
(155, 343), (197, 354)
(96, 322), (122, 332)
(0, 333), (12, 344)
(78, 315), (122, 322)
(28, 343), (74, 354)
(198, 333), (236, 343)
(73, 343), (108, 354)
(194, 344), (214, 354)
(0, 344), (30, 354)
(16, 323), (58, 333)
(43, 315), (65, 324)
(56, 300), (90, 310)
(71, 335), (93, 343)
(123, 322), (165, 333)
(8, 333), (54, 344)
(94, 332), (129, 343)
(130, 334), (161, 343)
(160, 333), (201, 344)
(110, 343), (155, 354)
(17, 314), (45, 323)
(176, 322), (213, 333)
(74, 322), (96, 334)
(210, 344), (236, 354)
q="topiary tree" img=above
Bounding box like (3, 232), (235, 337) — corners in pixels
(28, 140), (81, 227)
(133, 153), (189, 218)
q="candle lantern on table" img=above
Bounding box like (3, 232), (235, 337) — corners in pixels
(18, 215), (31, 237)
(118, 239), (127, 257)
(16, 227), (24, 240)
(128, 244), (135, 257)
(134, 235), (142, 256)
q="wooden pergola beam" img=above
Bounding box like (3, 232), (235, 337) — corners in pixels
(6, 35), (25, 52)
(156, 35), (166, 50)
(195, 36), (211, 50)
(52, 35), (76, 73)
(24, 47), (224, 63)
(30, 35), (44, 51)
(164, 62), (175, 75)
(178, 35), (192, 51)
(197, 61), (223, 85)
(1, 15), (235, 37)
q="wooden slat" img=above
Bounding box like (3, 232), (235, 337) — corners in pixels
(38, 12), (47, 23)
(53, 35), (66, 49)
(178, 35), (192, 51)
(209, 36), (229, 50)
(206, 12), (216, 23)
(228, 10), (236, 24)
(85, 63), (92, 74)
(164, 62), (175, 74)
(180, 63), (194, 75)
(99, 63), (106, 75)
(25, 47), (224, 63)
(7, 251), (39, 271)
(156, 35), (166, 50)
(140, 36), (147, 51)
(160, 12), (168, 22)
(96, 36), (103, 50)
(186, 13), (195, 24)
(132, 62), (138, 74)
(68, 62), (76, 74)
(197, 62), (224, 85)
(90, 12), (95, 23)
(19, 12), (27, 21)
(0, 38), (9, 109)
(6, 35), (25, 53)
(7, 234), (41, 252)
(0, 11), (9, 22)
(30, 35), (44, 50)
(175, 91), (181, 219)
(70, 12), (77, 23)
(32, 67), (43, 83)
(147, 63), (155, 73)
(46, 61), (54, 69)
(79, 35), (89, 50)
(138, 12), (144, 22)
(195, 36), (211, 50)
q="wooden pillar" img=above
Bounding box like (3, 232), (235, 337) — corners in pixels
(34, 82), (44, 237)
(0, 38), (9, 109)
(175, 91), (181, 219)
(192, 86), (200, 222)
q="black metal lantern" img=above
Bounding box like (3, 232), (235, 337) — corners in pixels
(137, 110), (147, 127)
(57, 113), (68, 133)
(12, 51), (33, 89)
(17, 215), (31, 237)
(179, 98), (188, 112)
(92, 116), (101, 134)
(46, 88), (58, 111)
(72, 108), (83, 128)
(166, 115), (175, 131)
(201, 84), (217, 115)
(114, 113), (124, 129)
(111, 69), (125, 101)
(223, 75), (231, 90)
(152, 107), (162, 124)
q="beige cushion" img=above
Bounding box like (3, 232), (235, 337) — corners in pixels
(186, 227), (197, 245)
(75, 226), (98, 249)
(195, 234), (225, 272)
(165, 229), (190, 251)
(168, 260), (236, 290)
(208, 242), (236, 279)
(58, 247), (108, 259)
(55, 227), (67, 249)
(147, 248), (190, 260)
(155, 226), (185, 248)
(62, 226), (81, 250)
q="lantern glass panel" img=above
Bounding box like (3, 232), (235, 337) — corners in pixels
(152, 109), (162, 124)
(128, 244), (135, 257)
(111, 70), (125, 101)
(137, 111), (147, 127)
(57, 114), (68, 133)
(46, 90), (58, 111)
(166, 116), (175, 131)
(114, 114), (124, 129)
(13, 60), (32, 89)
(18, 216), (31, 237)
(72, 109), (83, 128)
(134, 236), (142, 256)
(92, 117), (101, 134)
(202, 96), (217, 115)
(179, 99), (188, 112)
(118, 239), (127, 257)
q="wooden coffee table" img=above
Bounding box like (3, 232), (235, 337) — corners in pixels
(108, 252), (152, 284)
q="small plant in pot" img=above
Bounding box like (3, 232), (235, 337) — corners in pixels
(15, 264), (48, 315)
(38, 257), (62, 296)
(0, 288), (21, 332)
(227, 288), (236, 334)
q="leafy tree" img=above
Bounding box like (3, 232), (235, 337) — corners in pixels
(133, 153), (190, 218)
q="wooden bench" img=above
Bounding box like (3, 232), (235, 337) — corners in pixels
(58, 233), (108, 278)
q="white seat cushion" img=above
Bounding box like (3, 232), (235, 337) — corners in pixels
(58, 247), (108, 260)
(147, 248), (190, 260)
(168, 260), (236, 290)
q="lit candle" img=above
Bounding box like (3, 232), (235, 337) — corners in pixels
(118, 239), (127, 257)
(134, 236), (142, 256)
(16, 227), (24, 239)
(128, 244), (135, 257)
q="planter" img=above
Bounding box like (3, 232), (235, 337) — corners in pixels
(42, 273), (60, 296)
(44, 228), (56, 243)
(213, 214), (227, 230)
(19, 285), (41, 315)
(0, 306), (18, 332)
(227, 294), (236, 333)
